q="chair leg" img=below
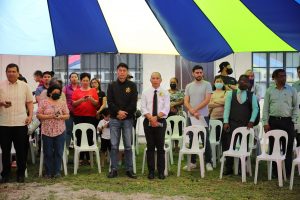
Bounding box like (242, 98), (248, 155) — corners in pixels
(241, 157), (246, 183)
(95, 150), (101, 174)
(282, 160), (287, 181)
(267, 161), (272, 180)
(164, 151), (168, 176)
(132, 150), (136, 174)
(199, 153), (205, 178)
(89, 152), (94, 168)
(38, 149), (43, 177)
(220, 156), (225, 179)
(254, 159), (259, 184)
(169, 145), (174, 165)
(247, 157), (252, 177)
(234, 157), (239, 175)
(290, 161), (296, 190)
(142, 148), (146, 175)
(277, 161), (283, 187)
(177, 153), (182, 177)
(62, 148), (68, 176)
(211, 144), (216, 168)
(74, 150), (78, 175)
(29, 141), (36, 164)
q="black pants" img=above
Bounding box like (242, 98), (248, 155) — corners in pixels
(269, 116), (295, 176)
(143, 119), (166, 174)
(0, 126), (29, 178)
(74, 116), (97, 160)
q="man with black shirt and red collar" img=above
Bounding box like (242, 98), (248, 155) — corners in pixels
(107, 63), (138, 179)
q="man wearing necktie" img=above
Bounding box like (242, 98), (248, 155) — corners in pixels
(141, 72), (170, 180)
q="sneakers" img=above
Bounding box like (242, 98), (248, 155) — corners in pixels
(206, 163), (213, 171)
(182, 163), (197, 171)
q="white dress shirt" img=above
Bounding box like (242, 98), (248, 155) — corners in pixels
(141, 86), (170, 118)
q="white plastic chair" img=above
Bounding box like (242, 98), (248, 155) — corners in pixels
(73, 123), (101, 174)
(135, 116), (146, 155)
(164, 126), (174, 164)
(38, 137), (68, 177)
(177, 125), (207, 178)
(290, 147), (300, 190)
(209, 120), (223, 168)
(254, 130), (288, 187)
(119, 127), (136, 173)
(142, 126), (172, 176)
(220, 127), (254, 182)
(167, 115), (185, 149)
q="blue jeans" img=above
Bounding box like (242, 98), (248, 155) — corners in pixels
(42, 132), (66, 176)
(110, 118), (133, 171)
(65, 114), (74, 148)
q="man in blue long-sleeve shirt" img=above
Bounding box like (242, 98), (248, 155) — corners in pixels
(223, 75), (259, 175)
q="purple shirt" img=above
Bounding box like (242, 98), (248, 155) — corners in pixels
(63, 84), (80, 114)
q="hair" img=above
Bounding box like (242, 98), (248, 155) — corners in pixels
(219, 61), (230, 69)
(43, 71), (54, 77)
(192, 65), (203, 72)
(212, 77), (225, 91)
(90, 78), (101, 91)
(34, 70), (43, 77)
(272, 69), (286, 79)
(47, 84), (62, 97)
(100, 107), (110, 117)
(80, 72), (91, 81)
(238, 74), (250, 82)
(244, 69), (253, 75)
(170, 77), (179, 84)
(117, 63), (128, 70)
(18, 74), (28, 83)
(6, 63), (19, 72)
(151, 72), (162, 79)
(69, 72), (79, 79)
(297, 66), (300, 71)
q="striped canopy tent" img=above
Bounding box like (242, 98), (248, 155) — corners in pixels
(0, 0), (178, 57)
(1, 0), (299, 62)
(147, 0), (300, 62)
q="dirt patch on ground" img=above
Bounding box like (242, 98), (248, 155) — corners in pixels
(0, 182), (195, 200)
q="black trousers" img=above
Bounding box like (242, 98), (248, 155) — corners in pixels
(0, 126), (29, 178)
(74, 116), (97, 160)
(143, 119), (166, 174)
(269, 116), (295, 176)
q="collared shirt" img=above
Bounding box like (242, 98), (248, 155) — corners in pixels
(262, 84), (298, 125)
(63, 84), (80, 113)
(292, 80), (300, 93)
(141, 87), (170, 118)
(185, 80), (212, 116)
(0, 80), (34, 126)
(223, 89), (259, 123)
(107, 79), (138, 119)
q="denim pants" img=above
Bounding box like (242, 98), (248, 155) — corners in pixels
(110, 118), (133, 171)
(189, 116), (212, 164)
(42, 132), (66, 176)
(65, 114), (74, 148)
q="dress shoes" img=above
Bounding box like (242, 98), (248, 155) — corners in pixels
(107, 170), (118, 178)
(223, 169), (234, 176)
(126, 171), (137, 179)
(148, 172), (155, 180)
(158, 173), (165, 180)
(16, 176), (25, 183)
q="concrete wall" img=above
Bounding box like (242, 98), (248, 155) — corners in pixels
(0, 55), (52, 91)
(214, 52), (252, 80)
(142, 54), (175, 90)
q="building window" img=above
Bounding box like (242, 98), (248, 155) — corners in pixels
(53, 53), (143, 94)
(252, 52), (300, 98)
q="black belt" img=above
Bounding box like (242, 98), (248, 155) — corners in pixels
(269, 116), (292, 120)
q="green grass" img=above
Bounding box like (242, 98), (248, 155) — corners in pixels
(21, 146), (300, 200)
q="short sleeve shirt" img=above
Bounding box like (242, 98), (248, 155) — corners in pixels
(72, 88), (99, 117)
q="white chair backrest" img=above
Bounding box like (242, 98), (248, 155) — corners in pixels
(209, 119), (223, 143)
(262, 130), (288, 157)
(73, 123), (97, 148)
(182, 125), (206, 151)
(165, 126), (172, 140)
(136, 116), (145, 136)
(167, 115), (185, 136)
(229, 127), (254, 154)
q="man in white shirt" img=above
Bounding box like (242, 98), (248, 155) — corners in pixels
(0, 63), (34, 183)
(141, 72), (170, 180)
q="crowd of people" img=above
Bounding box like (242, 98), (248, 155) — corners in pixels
(0, 62), (299, 183)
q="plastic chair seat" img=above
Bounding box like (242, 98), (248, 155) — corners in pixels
(177, 125), (207, 178)
(220, 127), (254, 183)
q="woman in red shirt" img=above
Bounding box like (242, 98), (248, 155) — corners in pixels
(72, 73), (98, 163)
